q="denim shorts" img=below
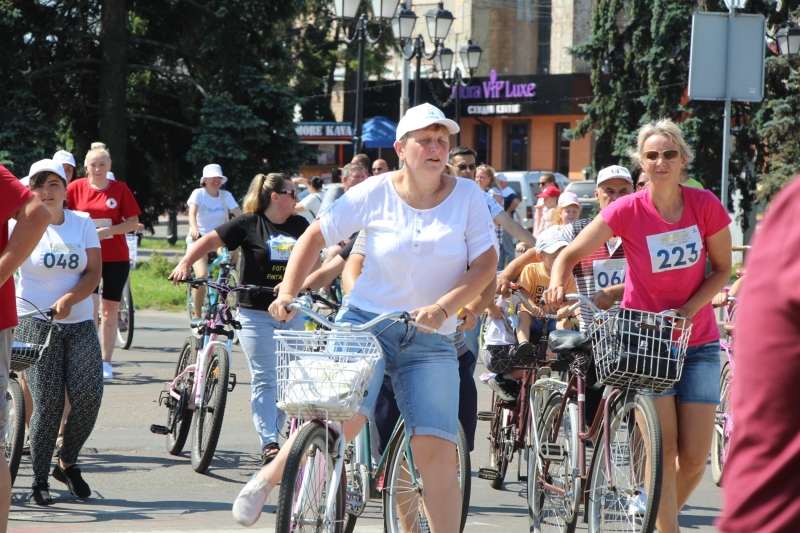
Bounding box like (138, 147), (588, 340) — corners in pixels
(650, 340), (721, 404)
(337, 305), (460, 445)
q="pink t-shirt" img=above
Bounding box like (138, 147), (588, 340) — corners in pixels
(601, 186), (730, 346)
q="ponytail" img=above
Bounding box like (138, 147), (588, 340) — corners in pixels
(242, 173), (290, 213)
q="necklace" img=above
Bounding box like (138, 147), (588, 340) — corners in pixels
(403, 174), (444, 206)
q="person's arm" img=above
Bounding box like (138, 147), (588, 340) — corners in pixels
(188, 203), (200, 240)
(0, 197), (51, 287)
(231, 207), (242, 217)
(506, 197), (520, 214)
(97, 215), (139, 239)
(675, 227), (732, 319)
(52, 248), (102, 319)
(169, 230), (226, 283)
(497, 247), (539, 295)
(302, 254), (345, 290)
(494, 210), (535, 248)
(294, 202), (307, 214)
(269, 220), (327, 320)
(728, 274), (745, 298)
(545, 216), (614, 308)
(458, 275), (497, 330)
(492, 193), (502, 205)
(342, 252), (364, 295)
(592, 282), (625, 311)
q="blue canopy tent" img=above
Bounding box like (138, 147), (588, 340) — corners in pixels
(361, 116), (398, 158)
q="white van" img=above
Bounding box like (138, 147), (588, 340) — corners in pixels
(496, 171), (571, 231)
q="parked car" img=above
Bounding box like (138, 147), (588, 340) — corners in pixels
(496, 171), (571, 231)
(564, 180), (598, 218)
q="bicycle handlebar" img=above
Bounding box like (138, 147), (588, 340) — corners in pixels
(17, 307), (56, 320)
(732, 245), (750, 252)
(287, 297), (440, 333)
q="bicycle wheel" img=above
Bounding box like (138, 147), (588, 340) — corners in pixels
(343, 425), (372, 533)
(4, 379), (25, 485)
(116, 278), (134, 350)
(383, 420), (470, 533)
(222, 268), (240, 344)
(166, 337), (198, 456)
(529, 392), (579, 533)
(186, 271), (211, 323)
(190, 345), (229, 473)
(587, 391), (662, 533)
(274, 420), (345, 533)
(711, 363), (732, 486)
(488, 399), (512, 490)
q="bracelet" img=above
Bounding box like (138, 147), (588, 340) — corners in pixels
(436, 303), (449, 319)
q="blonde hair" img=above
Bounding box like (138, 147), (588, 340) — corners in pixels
(85, 142), (112, 165)
(398, 123), (451, 146)
(628, 118), (694, 167)
(242, 173), (291, 213)
(475, 164), (498, 190)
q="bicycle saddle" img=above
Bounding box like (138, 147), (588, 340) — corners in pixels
(548, 330), (592, 354)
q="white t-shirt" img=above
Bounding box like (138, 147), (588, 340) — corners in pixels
(11, 210), (101, 323)
(319, 173), (496, 334)
(187, 188), (239, 236)
(484, 191), (503, 219)
(298, 191), (324, 222)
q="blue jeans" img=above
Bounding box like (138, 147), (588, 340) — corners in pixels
(339, 306), (461, 445)
(237, 308), (305, 447)
(650, 341), (721, 404)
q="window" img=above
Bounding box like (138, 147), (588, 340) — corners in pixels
(506, 123), (529, 171)
(474, 124), (491, 164)
(555, 123), (570, 175)
(537, 0), (552, 75)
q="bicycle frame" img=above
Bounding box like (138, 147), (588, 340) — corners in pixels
(205, 248), (234, 310)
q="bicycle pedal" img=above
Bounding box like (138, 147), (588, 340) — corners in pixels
(519, 475), (528, 482)
(150, 424), (169, 435)
(477, 411), (496, 421)
(540, 443), (566, 462)
(477, 467), (500, 480)
(228, 373), (237, 392)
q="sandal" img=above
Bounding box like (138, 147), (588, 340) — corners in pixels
(260, 443), (280, 466)
(54, 434), (64, 457)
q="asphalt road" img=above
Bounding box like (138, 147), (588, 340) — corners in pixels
(9, 310), (723, 532)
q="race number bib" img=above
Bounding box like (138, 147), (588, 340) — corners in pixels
(646, 225), (703, 274)
(593, 259), (626, 289)
(267, 234), (297, 262)
(37, 244), (83, 270)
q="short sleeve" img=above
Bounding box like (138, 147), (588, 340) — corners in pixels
(600, 194), (634, 238)
(351, 231), (367, 256)
(337, 237), (357, 260)
(225, 190), (240, 210)
(82, 215), (101, 249)
(215, 214), (250, 251)
(701, 191), (732, 237)
(518, 264), (537, 294)
(318, 183), (371, 246)
(119, 183), (142, 219)
(483, 192), (503, 219)
(464, 186), (497, 265)
(187, 189), (201, 206)
(0, 165), (33, 222)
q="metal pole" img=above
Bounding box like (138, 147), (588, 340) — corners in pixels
(400, 55), (410, 117)
(720, 5), (734, 209)
(353, 15), (367, 154)
(414, 37), (422, 106)
(455, 71), (461, 146)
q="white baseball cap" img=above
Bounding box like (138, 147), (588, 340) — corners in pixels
(534, 225), (571, 254)
(596, 165), (633, 187)
(558, 191), (580, 208)
(52, 150), (76, 167)
(200, 163), (228, 185)
(20, 159), (68, 186)
(107, 171), (116, 180)
(395, 103), (459, 141)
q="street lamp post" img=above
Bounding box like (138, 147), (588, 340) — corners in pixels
(391, 2), (454, 106)
(434, 39), (482, 145)
(775, 26), (800, 57)
(334, 0), (400, 153)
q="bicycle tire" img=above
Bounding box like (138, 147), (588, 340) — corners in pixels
(711, 363), (732, 486)
(587, 391), (662, 533)
(222, 268), (240, 345)
(383, 420), (470, 533)
(186, 269), (211, 324)
(116, 278), (134, 350)
(274, 420), (345, 533)
(190, 345), (229, 473)
(488, 399), (511, 490)
(4, 379), (25, 485)
(166, 336), (198, 456)
(528, 392), (579, 533)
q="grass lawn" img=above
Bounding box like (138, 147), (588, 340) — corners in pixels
(130, 253), (186, 312)
(139, 237), (186, 250)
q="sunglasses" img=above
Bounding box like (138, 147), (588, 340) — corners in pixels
(372, 166), (384, 172)
(643, 149), (680, 161)
(538, 181), (552, 187)
(457, 164), (477, 171)
(276, 190), (297, 199)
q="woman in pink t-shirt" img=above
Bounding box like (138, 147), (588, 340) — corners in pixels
(546, 119), (731, 533)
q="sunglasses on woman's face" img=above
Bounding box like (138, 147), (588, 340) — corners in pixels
(277, 190), (297, 199)
(643, 149), (680, 161)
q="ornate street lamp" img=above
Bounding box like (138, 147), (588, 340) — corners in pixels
(775, 27), (800, 56)
(435, 39), (482, 145)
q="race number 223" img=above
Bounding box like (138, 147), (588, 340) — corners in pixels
(646, 226), (703, 274)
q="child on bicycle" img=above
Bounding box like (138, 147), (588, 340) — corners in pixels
(487, 226), (577, 401)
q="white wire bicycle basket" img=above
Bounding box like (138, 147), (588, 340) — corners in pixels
(11, 321), (55, 372)
(589, 308), (692, 394)
(125, 234), (138, 269)
(274, 329), (382, 421)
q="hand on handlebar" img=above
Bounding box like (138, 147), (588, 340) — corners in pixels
(496, 274), (512, 296)
(269, 293), (296, 322)
(544, 286), (565, 309)
(168, 262), (193, 285)
(410, 304), (447, 334)
(712, 292), (730, 308)
(457, 308), (477, 331)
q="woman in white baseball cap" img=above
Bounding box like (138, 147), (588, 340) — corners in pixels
(52, 151), (77, 183)
(185, 164), (242, 318)
(230, 103), (498, 530)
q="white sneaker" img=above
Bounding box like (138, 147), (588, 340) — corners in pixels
(232, 475), (272, 526)
(628, 488), (648, 516)
(103, 362), (113, 379)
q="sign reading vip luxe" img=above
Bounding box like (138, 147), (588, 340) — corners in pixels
(454, 70), (537, 100)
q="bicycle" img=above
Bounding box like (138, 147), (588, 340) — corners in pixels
(710, 244), (748, 486)
(8, 305), (57, 484)
(150, 278), (244, 473)
(186, 247), (239, 341)
(116, 232), (138, 350)
(272, 298), (469, 533)
(529, 294), (691, 533)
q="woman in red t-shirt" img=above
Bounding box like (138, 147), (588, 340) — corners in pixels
(546, 119), (732, 533)
(66, 143), (141, 379)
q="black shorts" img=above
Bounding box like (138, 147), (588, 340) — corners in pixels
(93, 261), (130, 302)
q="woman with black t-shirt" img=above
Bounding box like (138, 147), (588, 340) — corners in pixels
(169, 173), (312, 465)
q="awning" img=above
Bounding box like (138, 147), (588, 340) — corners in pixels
(361, 116), (398, 149)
